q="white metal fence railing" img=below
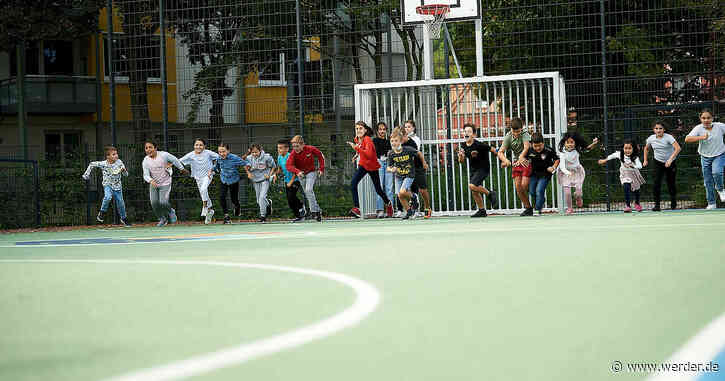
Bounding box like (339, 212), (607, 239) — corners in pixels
(354, 72), (567, 217)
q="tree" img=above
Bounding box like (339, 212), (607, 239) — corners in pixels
(0, 0), (104, 52)
(169, 0), (298, 132)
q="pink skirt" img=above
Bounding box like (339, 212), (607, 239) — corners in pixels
(558, 165), (585, 188)
(620, 167), (645, 191)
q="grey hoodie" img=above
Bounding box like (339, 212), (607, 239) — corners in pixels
(247, 151), (277, 183)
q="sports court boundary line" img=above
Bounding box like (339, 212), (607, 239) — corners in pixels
(2, 221), (725, 248)
(647, 312), (725, 381)
(0, 259), (381, 381)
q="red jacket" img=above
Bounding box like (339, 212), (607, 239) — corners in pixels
(354, 136), (380, 171)
(286, 145), (325, 175)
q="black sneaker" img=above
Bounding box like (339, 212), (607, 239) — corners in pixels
(223, 215), (232, 224)
(471, 208), (487, 218)
(315, 212), (322, 222)
(293, 215), (305, 223)
(120, 218), (132, 227)
(402, 208), (414, 220)
(259, 216), (266, 223)
(96, 211), (105, 223)
(266, 198), (273, 217)
(488, 191), (498, 207)
(520, 207), (534, 217)
(652, 205), (661, 212)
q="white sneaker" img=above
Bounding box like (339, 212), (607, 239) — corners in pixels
(706, 204), (717, 210)
(719, 190), (725, 202)
(394, 211), (404, 218)
(205, 208), (215, 224)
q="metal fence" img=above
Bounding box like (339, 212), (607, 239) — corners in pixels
(2, 0), (723, 227)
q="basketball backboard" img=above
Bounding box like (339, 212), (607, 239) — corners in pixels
(401, 0), (480, 24)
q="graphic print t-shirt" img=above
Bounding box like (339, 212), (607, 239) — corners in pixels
(387, 146), (417, 179)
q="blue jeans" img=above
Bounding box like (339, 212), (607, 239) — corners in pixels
(101, 185), (127, 219)
(376, 159), (395, 210)
(701, 152), (725, 205)
(528, 175), (551, 211)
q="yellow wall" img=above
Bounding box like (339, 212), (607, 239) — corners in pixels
(244, 72), (288, 124)
(91, 8), (177, 123)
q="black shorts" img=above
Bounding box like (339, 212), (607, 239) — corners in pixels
(469, 168), (490, 186)
(411, 169), (427, 192)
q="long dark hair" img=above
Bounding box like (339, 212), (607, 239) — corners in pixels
(620, 140), (640, 162)
(355, 121), (374, 138)
(558, 132), (581, 152)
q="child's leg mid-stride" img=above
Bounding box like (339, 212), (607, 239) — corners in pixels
(97, 186), (113, 222)
(529, 176), (550, 213)
(111, 189), (127, 219)
(395, 177), (415, 220)
(300, 172), (321, 213)
(254, 181), (270, 219)
(700, 153), (725, 207)
(196, 176), (213, 211)
(563, 186), (573, 214)
(150, 184), (173, 225)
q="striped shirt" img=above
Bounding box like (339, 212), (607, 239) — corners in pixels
(180, 150), (220, 180)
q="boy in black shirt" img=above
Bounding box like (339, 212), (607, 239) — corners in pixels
(456, 124), (499, 217)
(388, 127), (425, 220)
(402, 132), (431, 218)
(526, 132), (560, 215)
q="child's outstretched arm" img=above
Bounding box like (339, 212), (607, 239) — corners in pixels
(82, 161), (101, 180)
(118, 159), (129, 177)
(559, 154), (571, 175)
(165, 152), (189, 175)
(598, 152), (619, 166)
(642, 143), (651, 167)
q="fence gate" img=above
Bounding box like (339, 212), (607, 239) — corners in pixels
(354, 72), (567, 217)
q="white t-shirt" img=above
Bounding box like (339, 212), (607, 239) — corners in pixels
(180, 150), (220, 179)
(646, 133), (677, 163)
(686, 122), (725, 158)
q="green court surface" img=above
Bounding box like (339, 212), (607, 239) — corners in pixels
(1, 211), (724, 381)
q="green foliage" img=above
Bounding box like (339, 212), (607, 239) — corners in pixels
(607, 26), (663, 77)
(0, 0), (104, 52)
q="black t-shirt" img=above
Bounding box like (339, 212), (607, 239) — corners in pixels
(387, 146), (417, 178)
(526, 146), (559, 177)
(402, 138), (423, 168)
(373, 137), (391, 159)
(460, 140), (492, 170)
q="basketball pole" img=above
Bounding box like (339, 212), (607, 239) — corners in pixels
(423, 26), (434, 80)
(475, 18), (484, 76)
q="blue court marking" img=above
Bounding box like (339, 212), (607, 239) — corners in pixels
(696, 348), (724, 380)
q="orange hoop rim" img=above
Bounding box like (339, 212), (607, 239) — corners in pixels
(415, 4), (450, 16)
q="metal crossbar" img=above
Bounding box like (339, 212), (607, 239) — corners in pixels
(354, 72), (566, 217)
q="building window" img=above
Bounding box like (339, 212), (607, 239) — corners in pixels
(10, 42), (41, 76)
(43, 40), (74, 75)
(103, 33), (161, 81)
(45, 132), (81, 162)
(259, 53), (286, 87)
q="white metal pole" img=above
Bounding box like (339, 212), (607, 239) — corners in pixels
(423, 26), (434, 80)
(475, 19), (484, 76)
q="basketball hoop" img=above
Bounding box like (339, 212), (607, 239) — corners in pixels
(416, 4), (450, 39)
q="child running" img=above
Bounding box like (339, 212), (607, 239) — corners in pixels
(598, 140), (645, 213)
(497, 117), (534, 216)
(643, 121), (681, 211)
(214, 143), (249, 224)
(245, 144), (277, 222)
(387, 127), (419, 220)
(402, 121), (431, 218)
(276, 139), (306, 220)
(348, 121), (393, 218)
(373, 122), (394, 218)
(456, 123), (498, 217)
(286, 135), (325, 222)
(82, 145), (131, 226)
(180, 138), (220, 224)
(525, 132), (559, 215)
(557, 132), (586, 214)
(684, 109), (725, 209)
(142, 141), (188, 226)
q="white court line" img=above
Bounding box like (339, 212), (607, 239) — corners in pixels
(3, 222), (725, 248)
(647, 312), (725, 381)
(0, 259), (381, 381)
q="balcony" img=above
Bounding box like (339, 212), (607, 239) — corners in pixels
(0, 75), (98, 115)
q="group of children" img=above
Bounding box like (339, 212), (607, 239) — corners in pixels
(82, 109), (724, 225)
